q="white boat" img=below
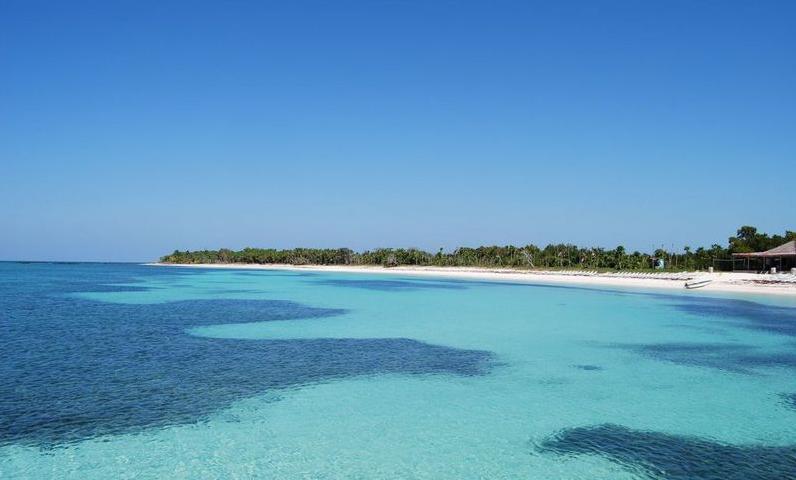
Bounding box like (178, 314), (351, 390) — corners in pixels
(684, 278), (712, 289)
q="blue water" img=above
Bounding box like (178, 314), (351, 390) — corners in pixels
(2, 263), (796, 479)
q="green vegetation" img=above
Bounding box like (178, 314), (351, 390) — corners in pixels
(161, 226), (795, 271)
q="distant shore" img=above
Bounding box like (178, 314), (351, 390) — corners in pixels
(149, 263), (796, 297)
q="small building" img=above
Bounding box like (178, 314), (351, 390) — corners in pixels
(731, 240), (796, 272)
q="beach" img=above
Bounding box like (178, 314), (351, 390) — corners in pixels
(151, 263), (796, 297)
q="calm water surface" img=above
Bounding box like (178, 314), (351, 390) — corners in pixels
(2, 263), (796, 479)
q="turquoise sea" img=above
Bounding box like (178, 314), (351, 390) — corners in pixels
(2, 262), (796, 479)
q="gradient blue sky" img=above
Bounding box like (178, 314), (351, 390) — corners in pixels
(1, 1), (794, 261)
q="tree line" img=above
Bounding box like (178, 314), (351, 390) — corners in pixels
(160, 226), (794, 271)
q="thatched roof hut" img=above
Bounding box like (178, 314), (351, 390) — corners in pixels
(732, 240), (796, 271)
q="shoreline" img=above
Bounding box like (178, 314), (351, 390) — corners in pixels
(147, 263), (796, 298)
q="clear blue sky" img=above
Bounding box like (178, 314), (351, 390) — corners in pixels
(1, 1), (794, 261)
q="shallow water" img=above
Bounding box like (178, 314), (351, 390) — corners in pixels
(2, 262), (796, 479)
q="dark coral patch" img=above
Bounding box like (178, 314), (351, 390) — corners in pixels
(0, 264), (494, 448)
(539, 424), (796, 480)
(607, 342), (796, 375)
(670, 297), (796, 337)
(572, 364), (603, 371)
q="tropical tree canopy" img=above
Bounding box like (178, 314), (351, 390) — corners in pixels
(160, 226), (794, 271)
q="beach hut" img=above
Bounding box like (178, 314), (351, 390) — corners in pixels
(731, 240), (796, 272)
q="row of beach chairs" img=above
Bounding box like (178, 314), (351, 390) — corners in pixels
(531, 270), (695, 281)
(527, 269), (796, 286)
(602, 271), (694, 281)
(745, 274), (796, 285)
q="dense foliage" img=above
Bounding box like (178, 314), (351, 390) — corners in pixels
(161, 226), (795, 271)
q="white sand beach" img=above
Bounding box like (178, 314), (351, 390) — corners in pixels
(150, 263), (796, 297)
